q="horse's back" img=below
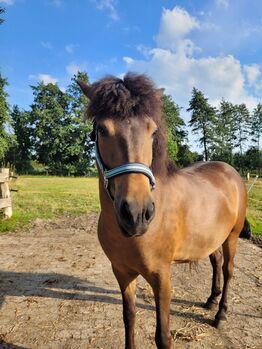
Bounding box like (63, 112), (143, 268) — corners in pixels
(181, 161), (246, 201)
(169, 161), (247, 261)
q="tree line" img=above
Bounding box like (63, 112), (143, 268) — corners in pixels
(188, 88), (262, 174)
(1, 72), (95, 175)
(0, 70), (261, 176)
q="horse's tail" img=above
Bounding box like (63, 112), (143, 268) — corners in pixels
(239, 218), (252, 239)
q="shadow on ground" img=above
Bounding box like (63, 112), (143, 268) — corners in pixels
(0, 270), (214, 328)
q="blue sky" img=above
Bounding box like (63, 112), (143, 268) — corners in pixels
(1, 0), (262, 117)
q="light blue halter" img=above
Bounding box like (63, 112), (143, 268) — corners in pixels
(95, 142), (156, 196)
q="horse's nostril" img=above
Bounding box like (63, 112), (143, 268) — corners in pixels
(120, 200), (133, 222)
(145, 201), (155, 222)
(119, 199), (154, 229)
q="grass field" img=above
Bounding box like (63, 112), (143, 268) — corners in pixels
(0, 176), (261, 235)
(246, 179), (262, 235)
(0, 176), (100, 232)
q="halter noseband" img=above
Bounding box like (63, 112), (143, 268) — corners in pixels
(94, 137), (156, 197)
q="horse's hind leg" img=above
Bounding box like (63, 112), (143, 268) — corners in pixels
(214, 233), (238, 328)
(112, 266), (138, 349)
(204, 247), (223, 310)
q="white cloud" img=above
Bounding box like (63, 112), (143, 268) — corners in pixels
(41, 41), (53, 50)
(94, 0), (119, 21)
(243, 64), (261, 86)
(156, 7), (200, 50)
(123, 56), (134, 65)
(29, 74), (58, 85)
(216, 0), (229, 8)
(136, 44), (151, 58)
(123, 6), (258, 111)
(65, 44), (78, 54)
(0, 0), (14, 5)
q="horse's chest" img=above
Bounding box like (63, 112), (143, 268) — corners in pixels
(97, 224), (166, 273)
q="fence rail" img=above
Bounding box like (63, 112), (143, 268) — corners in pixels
(0, 168), (13, 219)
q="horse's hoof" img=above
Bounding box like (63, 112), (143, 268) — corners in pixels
(213, 310), (227, 329)
(203, 300), (218, 310)
(215, 310), (227, 321)
(213, 317), (226, 329)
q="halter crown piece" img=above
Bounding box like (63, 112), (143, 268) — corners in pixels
(94, 137), (156, 197)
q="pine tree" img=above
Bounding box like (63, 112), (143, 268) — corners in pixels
(187, 88), (216, 161)
(228, 104), (250, 173)
(211, 100), (236, 164)
(235, 104), (250, 153)
(250, 103), (262, 174)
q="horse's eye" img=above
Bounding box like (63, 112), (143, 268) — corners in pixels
(152, 128), (158, 138)
(97, 125), (108, 137)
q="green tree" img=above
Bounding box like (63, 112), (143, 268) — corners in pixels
(211, 100), (236, 164)
(162, 94), (187, 163)
(177, 144), (202, 167)
(232, 104), (250, 172)
(27, 74), (93, 175)
(241, 147), (261, 173)
(9, 105), (32, 172)
(250, 103), (262, 174)
(65, 72), (94, 175)
(29, 82), (71, 172)
(66, 71), (90, 118)
(0, 73), (10, 164)
(187, 88), (216, 161)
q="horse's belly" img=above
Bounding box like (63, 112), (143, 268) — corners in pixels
(172, 219), (234, 262)
(172, 204), (237, 262)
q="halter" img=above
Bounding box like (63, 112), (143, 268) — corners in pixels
(94, 137), (156, 198)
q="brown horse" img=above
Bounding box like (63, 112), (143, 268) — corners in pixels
(78, 73), (247, 349)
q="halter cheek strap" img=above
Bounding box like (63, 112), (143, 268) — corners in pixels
(95, 142), (156, 194)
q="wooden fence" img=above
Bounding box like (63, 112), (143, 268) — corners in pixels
(0, 168), (12, 218)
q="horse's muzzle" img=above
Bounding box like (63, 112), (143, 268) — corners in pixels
(116, 199), (155, 237)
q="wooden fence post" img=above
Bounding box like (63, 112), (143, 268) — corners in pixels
(0, 168), (12, 219)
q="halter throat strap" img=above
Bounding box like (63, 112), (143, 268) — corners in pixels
(95, 142), (156, 193)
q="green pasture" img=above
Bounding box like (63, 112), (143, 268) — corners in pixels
(247, 179), (262, 235)
(0, 176), (100, 232)
(0, 176), (261, 235)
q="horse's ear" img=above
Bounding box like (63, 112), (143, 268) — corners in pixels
(77, 80), (91, 98)
(155, 88), (165, 99)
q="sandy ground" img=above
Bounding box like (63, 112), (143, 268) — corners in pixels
(0, 214), (261, 349)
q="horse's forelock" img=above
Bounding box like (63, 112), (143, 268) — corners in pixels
(86, 73), (160, 120)
(85, 72), (176, 177)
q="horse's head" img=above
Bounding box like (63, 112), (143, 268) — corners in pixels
(78, 73), (166, 237)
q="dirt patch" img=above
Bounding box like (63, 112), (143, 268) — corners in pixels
(251, 235), (262, 249)
(0, 214), (261, 349)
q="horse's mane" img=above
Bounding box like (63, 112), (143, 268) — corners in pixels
(85, 72), (177, 177)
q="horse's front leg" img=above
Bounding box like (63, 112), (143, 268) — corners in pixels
(147, 265), (172, 349)
(112, 265), (138, 349)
